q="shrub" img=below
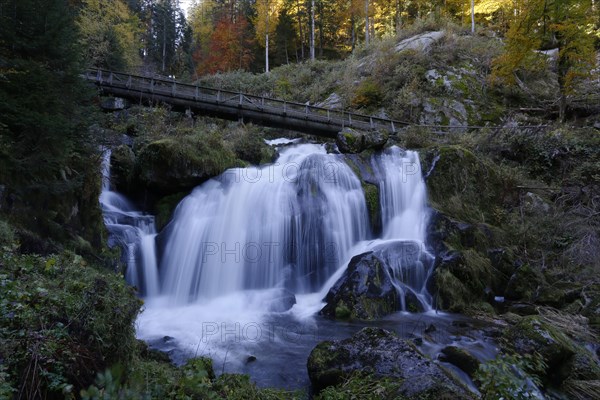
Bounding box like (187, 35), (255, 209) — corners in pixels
(475, 353), (547, 400)
(352, 79), (383, 109)
(0, 250), (142, 398)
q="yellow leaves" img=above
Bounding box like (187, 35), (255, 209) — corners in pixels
(491, 0), (596, 102)
(253, 0), (283, 48)
(76, 0), (142, 69)
(473, 0), (512, 15)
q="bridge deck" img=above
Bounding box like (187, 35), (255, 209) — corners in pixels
(84, 69), (408, 137)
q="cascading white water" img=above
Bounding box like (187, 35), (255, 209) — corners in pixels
(110, 140), (439, 374)
(99, 149), (159, 297)
(371, 147), (434, 311)
(160, 144), (369, 304)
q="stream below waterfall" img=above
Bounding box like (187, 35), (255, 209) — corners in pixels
(100, 139), (500, 391)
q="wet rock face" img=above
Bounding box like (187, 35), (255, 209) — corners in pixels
(307, 327), (473, 398)
(336, 127), (388, 154)
(439, 346), (480, 377)
(320, 241), (432, 320)
(320, 250), (399, 320)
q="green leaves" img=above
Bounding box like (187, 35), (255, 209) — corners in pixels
(475, 352), (547, 400)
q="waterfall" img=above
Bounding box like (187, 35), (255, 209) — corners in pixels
(371, 147), (434, 311)
(99, 149), (159, 297)
(100, 141), (434, 314)
(160, 144), (369, 304)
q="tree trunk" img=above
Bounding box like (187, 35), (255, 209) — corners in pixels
(266, 33), (269, 73)
(471, 0), (475, 34)
(351, 15), (356, 51)
(318, 0), (323, 57)
(310, 0), (315, 60)
(162, 10), (167, 72)
(296, 0), (304, 60)
(365, 0), (370, 45)
(266, 3), (270, 73)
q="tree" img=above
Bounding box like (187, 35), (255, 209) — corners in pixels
(492, 0), (596, 121)
(200, 14), (254, 73)
(254, 0), (282, 72)
(77, 0), (143, 70)
(0, 0), (98, 242)
(274, 6), (299, 64)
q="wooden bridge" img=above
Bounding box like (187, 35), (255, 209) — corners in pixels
(84, 69), (408, 137)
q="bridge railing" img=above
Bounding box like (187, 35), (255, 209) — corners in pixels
(85, 69), (408, 133)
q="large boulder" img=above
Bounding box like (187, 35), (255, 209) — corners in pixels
(320, 241), (434, 320)
(423, 146), (510, 224)
(134, 136), (239, 195)
(439, 346), (480, 377)
(395, 31), (446, 53)
(336, 127), (388, 154)
(307, 327), (474, 398)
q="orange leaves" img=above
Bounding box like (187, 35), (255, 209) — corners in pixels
(195, 15), (254, 74)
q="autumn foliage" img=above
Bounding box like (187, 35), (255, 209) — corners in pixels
(195, 15), (254, 75)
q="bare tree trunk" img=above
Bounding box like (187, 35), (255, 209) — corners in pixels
(162, 10), (167, 72)
(266, 2), (270, 73)
(351, 14), (356, 51)
(318, 0), (323, 57)
(296, 0), (304, 60)
(471, 0), (475, 34)
(310, 0), (315, 60)
(365, 0), (370, 45)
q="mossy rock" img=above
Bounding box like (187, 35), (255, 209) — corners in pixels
(320, 251), (399, 320)
(321, 242), (430, 320)
(533, 281), (583, 309)
(430, 248), (495, 313)
(336, 128), (388, 154)
(502, 316), (600, 385)
(439, 346), (480, 377)
(363, 183), (382, 235)
(231, 131), (277, 165)
(307, 327), (474, 398)
(505, 264), (546, 301)
(424, 146), (509, 224)
(154, 192), (188, 230)
(134, 134), (240, 195)
(110, 144), (136, 194)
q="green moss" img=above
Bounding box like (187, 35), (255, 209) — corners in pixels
(433, 268), (473, 312)
(135, 132), (241, 194)
(335, 302), (351, 319)
(363, 183), (381, 232)
(426, 146), (510, 224)
(154, 192), (188, 230)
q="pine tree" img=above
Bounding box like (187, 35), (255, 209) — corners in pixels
(0, 0), (97, 242)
